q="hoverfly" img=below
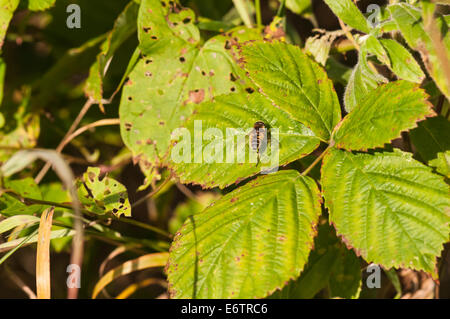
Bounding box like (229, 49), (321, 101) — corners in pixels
(249, 121), (269, 166)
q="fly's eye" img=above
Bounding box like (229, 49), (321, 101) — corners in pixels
(253, 121), (266, 129)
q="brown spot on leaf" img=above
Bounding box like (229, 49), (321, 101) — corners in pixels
(188, 89), (205, 104)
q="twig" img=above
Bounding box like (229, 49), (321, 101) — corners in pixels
(59, 118), (120, 151)
(175, 182), (199, 202)
(423, 9), (450, 99)
(338, 19), (360, 51)
(4, 266), (37, 299)
(35, 98), (95, 184)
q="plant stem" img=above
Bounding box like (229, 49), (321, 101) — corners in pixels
(4, 265), (37, 299)
(132, 174), (173, 209)
(59, 118), (120, 151)
(338, 19), (360, 51)
(232, 0), (253, 28)
(3, 191), (172, 239)
(301, 143), (334, 177)
(277, 0), (286, 17)
(255, 0), (262, 29)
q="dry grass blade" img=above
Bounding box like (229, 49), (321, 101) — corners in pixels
(115, 278), (168, 299)
(36, 207), (55, 299)
(1, 149), (84, 299)
(92, 252), (169, 299)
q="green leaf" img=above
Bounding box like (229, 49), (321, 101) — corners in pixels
(168, 92), (320, 189)
(0, 57), (5, 106)
(305, 31), (343, 66)
(0, 178), (43, 217)
(429, 151), (450, 178)
(286, 0), (312, 15)
(323, 0), (371, 33)
(77, 167), (131, 217)
(169, 192), (219, 234)
(344, 43), (387, 113)
(0, 0), (19, 50)
(410, 116), (450, 162)
(0, 228), (74, 252)
(27, 0), (55, 11)
(334, 81), (434, 151)
(270, 220), (361, 299)
(389, 3), (450, 101)
(321, 148), (450, 276)
(166, 170), (322, 298)
(120, 0), (263, 169)
(137, 0), (199, 54)
(240, 41), (341, 141)
(0, 215), (40, 234)
(379, 39), (425, 83)
(84, 1), (139, 104)
(325, 57), (352, 86)
(0, 89), (40, 163)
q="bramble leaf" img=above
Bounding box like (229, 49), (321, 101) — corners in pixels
(321, 148), (450, 276)
(27, 0), (55, 11)
(379, 39), (425, 83)
(240, 41), (341, 141)
(429, 151), (450, 178)
(168, 92), (320, 189)
(323, 0), (371, 33)
(270, 220), (361, 299)
(166, 170), (322, 298)
(344, 41), (387, 113)
(120, 0), (262, 169)
(0, 0), (19, 49)
(334, 81), (434, 151)
(77, 167), (131, 217)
